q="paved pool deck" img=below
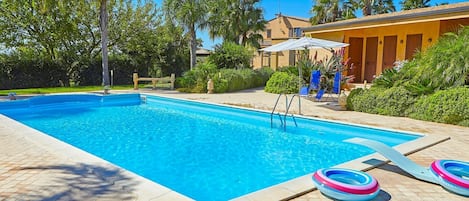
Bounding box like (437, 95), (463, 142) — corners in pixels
(1, 88), (468, 200)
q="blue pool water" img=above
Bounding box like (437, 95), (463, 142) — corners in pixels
(0, 94), (419, 200)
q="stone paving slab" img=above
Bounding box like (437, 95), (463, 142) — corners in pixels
(1, 88), (468, 201)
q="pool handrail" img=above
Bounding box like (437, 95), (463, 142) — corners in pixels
(344, 137), (440, 184)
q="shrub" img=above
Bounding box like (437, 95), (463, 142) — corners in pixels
(208, 42), (253, 69)
(374, 86), (417, 116)
(347, 88), (382, 114)
(0, 58), (67, 89)
(407, 87), (469, 126)
(347, 87), (417, 116)
(264, 72), (299, 94)
(253, 67), (274, 86)
(176, 62), (218, 93)
(394, 26), (469, 95)
(176, 63), (273, 93)
(76, 57), (144, 86)
(346, 88), (363, 111)
(372, 68), (400, 89)
(278, 65), (311, 86)
(220, 69), (245, 91)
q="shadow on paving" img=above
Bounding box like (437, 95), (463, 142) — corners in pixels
(16, 163), (138, 201)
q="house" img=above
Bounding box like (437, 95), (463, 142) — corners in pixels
(302, 2), (469, 82)
(252, 14), (311, 69)
(196, 48), (211, 63)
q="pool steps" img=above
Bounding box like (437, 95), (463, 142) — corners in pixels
(270, 93), (299, 131)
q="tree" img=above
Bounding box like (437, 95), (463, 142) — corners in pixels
(400, 0), (431, 10)
(346, 0), (395, 16)
(0, 0), (175, 86)
(206, 0), (266, 48)
(373, 0), (396, 14)
(310, 0), (341, 25)
(208, 42), (253, 69)
(100, 0), (110, 93)
(342, 0), (357, 20)
(163, 0), (207, 70)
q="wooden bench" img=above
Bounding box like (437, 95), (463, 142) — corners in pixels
(133, 73), (175, 90)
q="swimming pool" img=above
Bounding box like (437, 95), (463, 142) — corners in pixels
(0, 93), (420, 200)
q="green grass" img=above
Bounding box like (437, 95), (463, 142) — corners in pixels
(1, 82), (174, 96)
(0, 85), (136, 96)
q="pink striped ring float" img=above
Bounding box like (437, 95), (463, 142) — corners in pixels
(430, 160), (469, 197)
(312, 168), (380, 201)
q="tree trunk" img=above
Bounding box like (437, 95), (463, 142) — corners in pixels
(189, 24), (197, 70)
(100, 0), (110, 94)
(363, 0), (372, 16)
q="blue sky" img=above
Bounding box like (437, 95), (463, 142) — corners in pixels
(154, 0), (469, 49)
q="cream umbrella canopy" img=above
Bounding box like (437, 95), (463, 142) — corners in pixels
(261, 37), (349, 95)
(260, 39), (296, 52)
(261, 37), (349, 52)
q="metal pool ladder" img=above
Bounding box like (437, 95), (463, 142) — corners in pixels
(270, 94), (300, 131)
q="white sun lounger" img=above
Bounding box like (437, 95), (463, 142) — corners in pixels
(344, 137), (439, 184)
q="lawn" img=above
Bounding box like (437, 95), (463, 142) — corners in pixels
(0, 83), (171, 96)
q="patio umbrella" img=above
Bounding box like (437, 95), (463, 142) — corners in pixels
(286, 37), (349, 50)
(261, 37), (349, 52)
(261, 37), (349, 97)
(261, 39), (296, 52)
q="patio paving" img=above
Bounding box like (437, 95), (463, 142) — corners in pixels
(0, 87), (468, 200)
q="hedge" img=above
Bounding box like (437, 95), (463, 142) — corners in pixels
(347, 86), (417, 116)
(264, 72), (299, 94)
(407, 87), (469, 126)
(77, 58), (147, 86)
(0, 59), (67, 89)
(176, 64), (273, 93)
(0, 56), (149, 89)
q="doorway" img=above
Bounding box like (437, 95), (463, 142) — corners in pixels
(365, 37), (378, 82)
(382, 36), (397, 70)
(348, 37), (363, 82)
(405, 34), (422, 60)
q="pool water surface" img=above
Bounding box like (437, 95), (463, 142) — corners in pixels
(0, 94), (420, 200)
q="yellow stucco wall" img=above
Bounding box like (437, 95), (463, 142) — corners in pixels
(306, 21), (441, 80)
(253, 16), (311, 69)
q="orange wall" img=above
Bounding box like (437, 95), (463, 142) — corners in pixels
(307, 21), (441, 80)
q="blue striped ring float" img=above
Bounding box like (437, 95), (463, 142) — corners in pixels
(430, 159), (469, 197)
(312, 168), (380, 201)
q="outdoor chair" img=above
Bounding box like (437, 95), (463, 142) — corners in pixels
(299, 70), (321, 99)
(321, 71), (341, 101)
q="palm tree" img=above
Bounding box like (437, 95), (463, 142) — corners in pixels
(400, 0), (431, 10)
(344, 0), (395, 16)
(163, 0), (207, 70)
(310, 0), (341, 25)
(342, 0), (357, 20)
(100, 0), (110, 93)
(206, 0), (266, 48)
(373, 0), (396, 14)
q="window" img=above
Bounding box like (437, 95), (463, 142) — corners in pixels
(293, 28), (302, 37)
(266, 29), (271, 38)
(289, 28), (302, 37)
